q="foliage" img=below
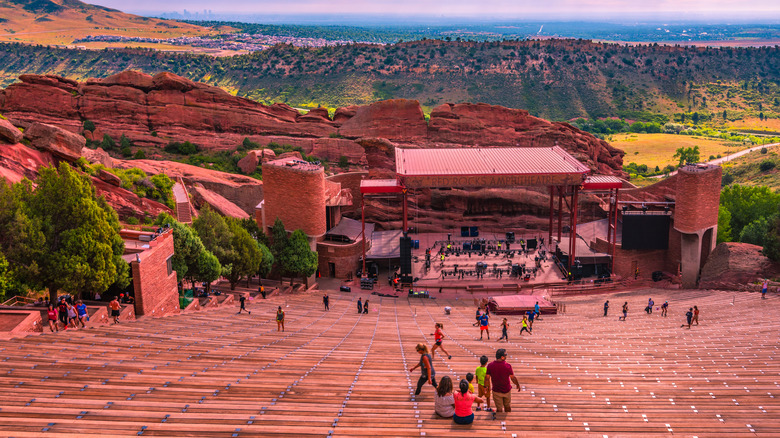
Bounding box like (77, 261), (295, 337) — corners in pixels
(672, 146), (700, 166)
(223, 219), (262, 290)
(739, 216), (773, 247)
(759, 160), (776, 172)
(0, 163), (128, 302)
(338, 155), (350, 169)
(270, 218), (288, 263)
(716, 205), (732, 244)
(82, 120), (95, 132)
(279, 229), (318, 286)
(104, 167), (176, 209)
(164, 141), (200, 155)
(154, 212), (218, 283)
(194, 249), (221, 289)
(258, 243), (274, 278)
(720, 185), (780, 239)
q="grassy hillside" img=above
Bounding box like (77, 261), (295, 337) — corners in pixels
(0, 39), (777, 121)
(612, 133), (747, 168)
(0, 0), (218, 49)
(722, 145), (780, 191)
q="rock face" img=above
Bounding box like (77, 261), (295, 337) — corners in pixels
(24, 123), (86, 161)
(0, 118), (23, 144)
(190, 185), (250, 219)
(699, 242), (780, 290)
(0, 71), (624, 176)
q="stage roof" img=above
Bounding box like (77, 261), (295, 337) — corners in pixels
(395, 146), (590, 188)
(325, 217), (373, 243)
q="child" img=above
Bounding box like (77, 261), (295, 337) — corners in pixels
(475, 355), (492, 412)
(520, 314), (531, 335)
(466, 372), (475, 393)
(431, 323), (452, 360)
(276, 306), (285, 331)
(497, 318), (509, 342)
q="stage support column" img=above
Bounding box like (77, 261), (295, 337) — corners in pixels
(568, 185), (579, 271)
(548, 186), (554, 247)
(557, 187), (563, 243)
(361, 197), (366, 274)
(609, 188), (619, 273)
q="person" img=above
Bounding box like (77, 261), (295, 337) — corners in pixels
(682, 308), (693, 329)
(363, 299), (369, 314)
(94, 291), (101, 301)
(125, 293), (135, 304)
(237, 295), (250, 314)
(466, 372), (475, 393)
(603, 300), (609, 317)
(475, 355), (492, 412)
(762, 280), (768, 299)
(33, 297), (44, 307)
(434, 376), (455, 418)
(323, 293), (329, 310)
(357, 297), (363, 314)
(453, 379), (483, 425)
(527, 309), (536, 330)
(46, 304), (58, 332)
(57, 298), (69, 330)
(519, 314), (531, 335)
(619, 302), (628, 321)
(646, 298), (654, 314)
(276, 306), (285, 332)
(109, 296), (121, 324)
(473, 307), (481, 327)
(534, 302), (541, 320)
(485, 348), (520, 413)
(634, 267), (640, 279)
(76, 300), (88, 328)
(661, 301), (668, 317)
(692, 305), (699, 325)
(259, 285), (266, 299)
(66, 302), (78, 328)
(410, 343), (437, 396)
(431, 323), (452, 359)
(478, 311), (490, 340)
(497, 318), (509, 342)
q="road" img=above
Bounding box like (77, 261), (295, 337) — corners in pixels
(650, 142), (779, 178)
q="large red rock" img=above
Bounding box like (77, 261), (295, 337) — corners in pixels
(338, 99), (427, 140)
(237, 151), (259, 174)
(0, 118), (23, 144)
(699, 242), (780, 290)
(190, 185), (250, 219)
(24, 123), (86, 161)
(0, 142), (54, 184)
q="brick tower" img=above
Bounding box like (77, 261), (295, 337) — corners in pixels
(674, 164), (722, 288)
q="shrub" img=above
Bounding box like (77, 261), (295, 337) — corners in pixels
(759, 160), (775, 172)
(82, 120), (96, 132)
(134, 150), (146, 159)
(761, 147), (768, 154)
(338, 155), (349, 169)
(165, 141), (200, 155)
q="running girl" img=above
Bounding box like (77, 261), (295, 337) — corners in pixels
(431, 323), (452, 360)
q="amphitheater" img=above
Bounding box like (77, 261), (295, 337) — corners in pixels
(0, 287), (777, 437)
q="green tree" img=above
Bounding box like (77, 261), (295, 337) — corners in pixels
(720, 185), (780, 238)
(672, 145), (700, 166)
(101, 134), (116, 151)
(258, 242), (274, 279)
(192, 206), (233, 266)
(194, 250), (221, 290)
(0, 252), (12, 301)
(154, 213), (218, 285)
(716, 205), (732, 244)
(739, 216), (773, 247)
(280, 229), (318, 287)
(224, 218), (262, 290)
(270, 217), (288, 264)
(0, 163), (128, 302)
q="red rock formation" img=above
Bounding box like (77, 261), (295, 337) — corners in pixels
(24, 123), (86, 161)
(0, 119), (23, 144)
(699, 242), (780, 290)
(190, 185), (250, 219)
(339, 99), (428, 141)
(0, 142), (54, 184)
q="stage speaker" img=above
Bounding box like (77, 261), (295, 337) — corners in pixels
(461, 226), (470, 237)
(470, 226), (479, 237)
(400, 236), (412, 275)
(505, 232), (515, 243)
(527, 238), (537, 249)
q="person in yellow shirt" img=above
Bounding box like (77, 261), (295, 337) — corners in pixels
(475, 355), (492, 412)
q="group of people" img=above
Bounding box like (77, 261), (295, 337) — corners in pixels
(475, 302), (542, 341)
(411, 345), (521, 424)
(356, 297), (369, 314)
(605, 298), (699, 328)
(46, 296), (88, 332)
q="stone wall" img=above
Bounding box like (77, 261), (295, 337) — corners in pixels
(262, 161), (326, 237)
(317, 239), (365, 279)
(131, 230), (180, 318)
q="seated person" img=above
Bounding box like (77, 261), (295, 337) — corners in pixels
(454, 379), (483, 424)
(434, 376), (455, 418)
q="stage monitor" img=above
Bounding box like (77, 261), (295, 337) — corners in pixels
(526, 238), (537, 249)
(622, 214), (670, 250)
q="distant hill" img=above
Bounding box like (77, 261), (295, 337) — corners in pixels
(0, 0), (215, 48)
(0, 38), (777, 121)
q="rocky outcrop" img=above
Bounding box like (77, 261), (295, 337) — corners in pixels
(190, 185), (250, 219)
(0, 71), (625, 177)
(0, 118), (23, 144)
(113, 159), (263, 214)
(81, 147), (114, 168)
(699, 242), (780, 290)
(23, 123), (86, 161)
(0, 142), (54, 184)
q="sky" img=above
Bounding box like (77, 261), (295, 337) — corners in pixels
(99, 0), (780, 22)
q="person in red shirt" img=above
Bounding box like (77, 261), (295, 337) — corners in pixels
(431, 322), (452, 360)
(46, 304), (58, 332)
(453, 379), (484, 424)
(485, 348), (520, 413)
